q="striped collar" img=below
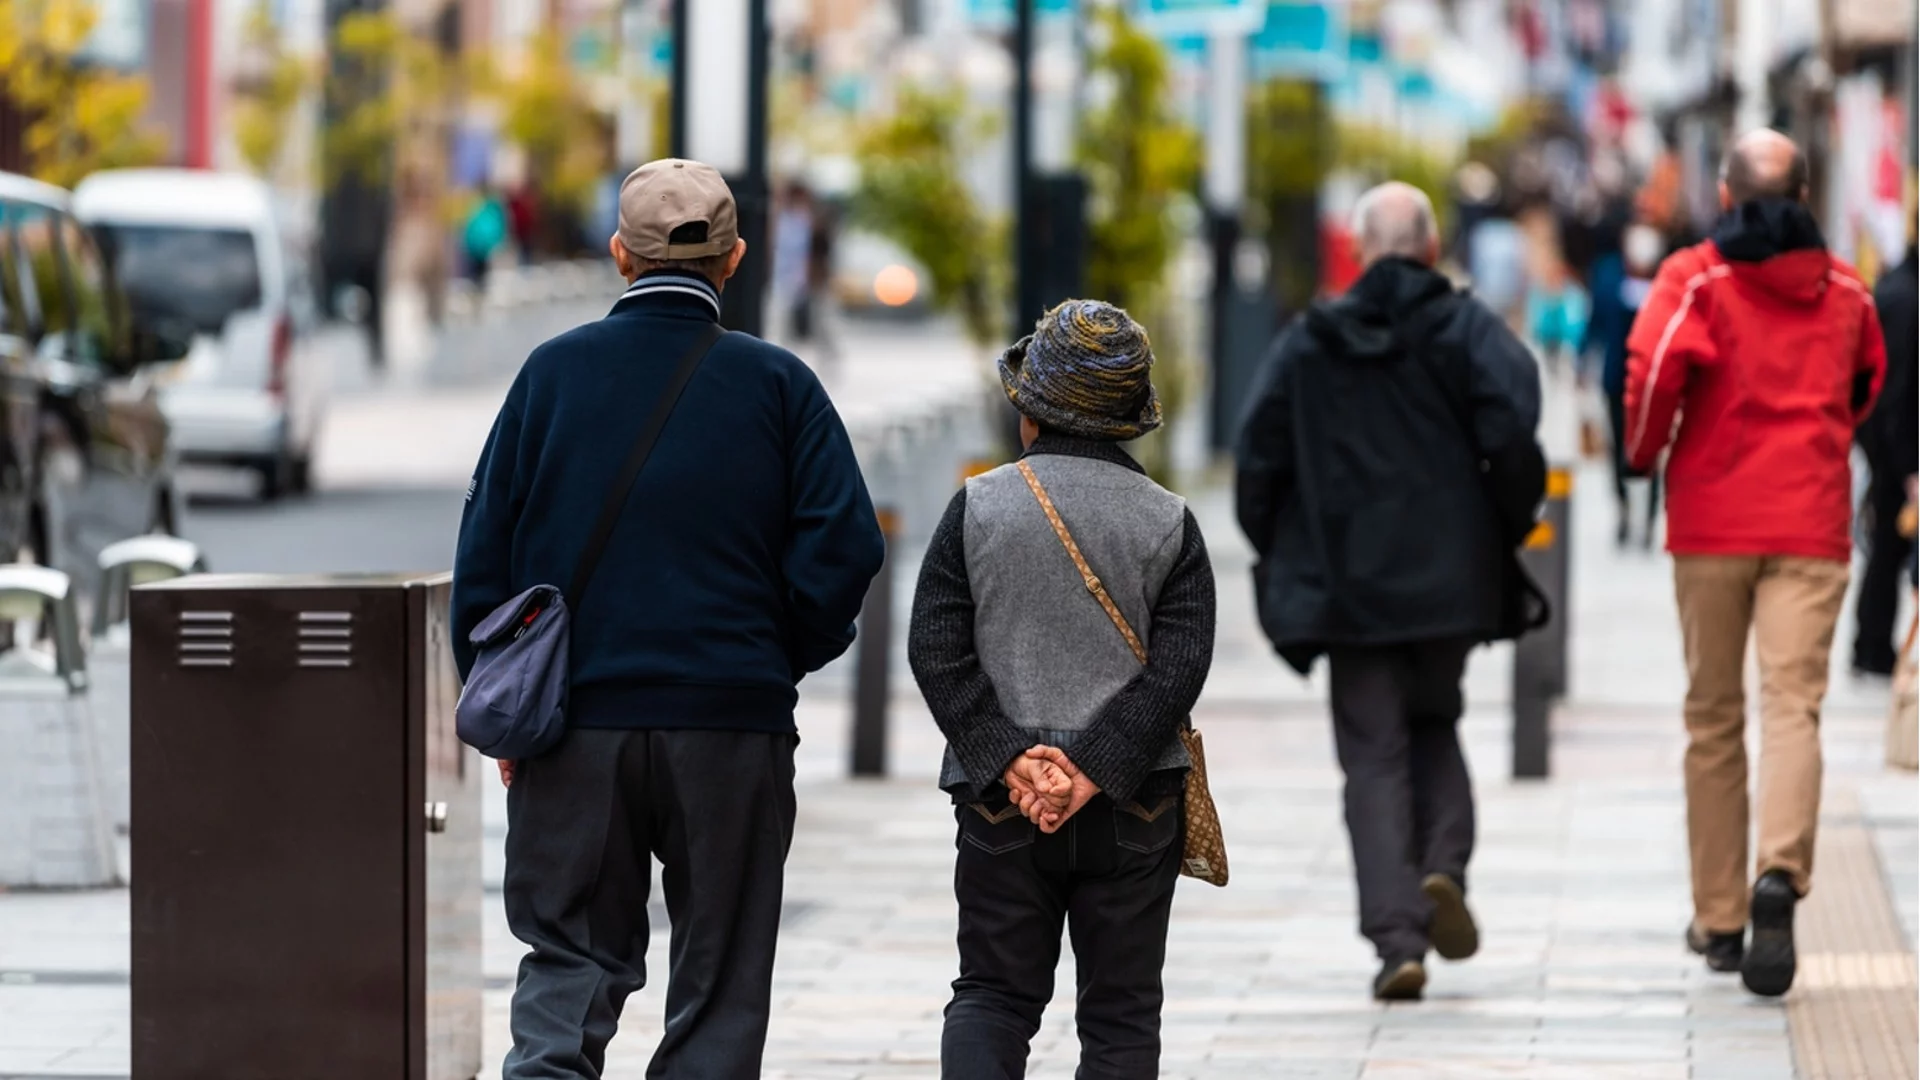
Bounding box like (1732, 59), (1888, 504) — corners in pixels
(618, 271), (721, 318)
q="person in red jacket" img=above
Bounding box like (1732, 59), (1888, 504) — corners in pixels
(1626, 129), (1886, 999)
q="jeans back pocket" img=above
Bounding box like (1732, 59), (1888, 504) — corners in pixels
(1114, 795), (1182, 855)
(959, 800), (1037, 855)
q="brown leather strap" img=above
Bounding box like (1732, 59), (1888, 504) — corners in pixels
(1016, 459), (1149, 667)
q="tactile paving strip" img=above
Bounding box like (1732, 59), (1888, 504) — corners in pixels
(1787, 789), (1918, 1080)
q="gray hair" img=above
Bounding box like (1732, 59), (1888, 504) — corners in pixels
(1351, 182), (1439, 266)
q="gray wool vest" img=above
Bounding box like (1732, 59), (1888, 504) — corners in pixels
(937, 452), (1192, 794)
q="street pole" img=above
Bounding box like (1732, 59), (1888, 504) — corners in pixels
(850, 508), (897, 777)
(318, 0), (392, 363)
(1204, 26), (1247, 449)
(1512, 468), (1572, 780)
(1014, 0), (1039, 334)
(671, 0), (769, 338)
(1012, 1), (1086, 349)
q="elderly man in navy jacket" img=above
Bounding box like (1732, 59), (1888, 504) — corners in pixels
(452, 159), (884, 1079)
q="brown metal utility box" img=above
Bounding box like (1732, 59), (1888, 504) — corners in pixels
(130, 573), (482, 1080)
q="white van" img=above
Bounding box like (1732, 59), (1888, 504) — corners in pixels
(74, 169), (331, 499)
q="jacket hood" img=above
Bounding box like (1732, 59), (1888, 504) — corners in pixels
(1711, 198), (1831, 303)
(1306, 257), (1456, 361)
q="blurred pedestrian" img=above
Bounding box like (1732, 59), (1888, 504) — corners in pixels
(1626, 130), (1886, 998)
(910, 299), (1215, 1078)
(1466, 214), (1527, 323)
(806, 194), (842, 363)
(1236, 183), (1547, 1001)
(452, 158), (885, 1078)
(1582, 222), (1665, 547)
(774, 181), (815, 340)
(1853, 234), (1917, 676)
(1524, 261), (1589, 370)
(463, 187), (507, 287)
(508, 183), (539, 264)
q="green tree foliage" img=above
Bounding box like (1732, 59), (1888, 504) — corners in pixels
(853, 87), (1005, 350)
(1076, 5), (1199, 312)
(0, 0), (164, 188)
(496, 30), (613, 213)
(231, 2), (313, 178)
(1247, 80), (1332, 208)
(324, 11), (453, 190)
(1074, 7), (1201, 485)
(1246, 79), (1331, 312)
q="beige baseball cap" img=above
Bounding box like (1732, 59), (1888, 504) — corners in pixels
(617, 159), (739, 260)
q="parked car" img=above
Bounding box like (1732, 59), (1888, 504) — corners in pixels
(74, 169), (331, 499)
(0, 171), (192, 591)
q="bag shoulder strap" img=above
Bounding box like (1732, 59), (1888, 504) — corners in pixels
(567, 321), (725, 608)
(1015, 459), (1148, 667)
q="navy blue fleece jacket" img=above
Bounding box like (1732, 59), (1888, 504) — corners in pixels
(451, 271), (884, 734)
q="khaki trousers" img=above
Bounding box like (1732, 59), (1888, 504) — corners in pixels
(1674, 555), (1849, 934)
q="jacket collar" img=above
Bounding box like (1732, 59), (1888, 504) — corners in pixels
(1021, 433), (1146, 475)
(1711, 199), (1831, 303)
(611, 270), (722, 320)
(1712, 198), (1827, 262)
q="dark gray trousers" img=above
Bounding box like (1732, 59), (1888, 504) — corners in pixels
(501, 728), (796, 1080)
(1327, 639), (1476, 962)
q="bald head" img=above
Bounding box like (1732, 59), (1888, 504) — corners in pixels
(1721, 129), (1808, 207)
(1352, 182), (1439, 267)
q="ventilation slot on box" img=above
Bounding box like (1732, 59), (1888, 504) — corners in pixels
(178, 611), (234, 669)
(298, 611), (354, 669)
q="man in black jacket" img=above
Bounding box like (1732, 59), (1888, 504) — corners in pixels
(1235, 182), (1546, 1000)
(1853, 241), (1917, 675)
(452, 159), (885, 1078)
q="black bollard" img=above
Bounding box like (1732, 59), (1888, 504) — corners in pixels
(851, 508), (897, 777)
(1512, 467), (1572, 779)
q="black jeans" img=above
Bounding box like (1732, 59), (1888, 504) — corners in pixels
(502, 728), (796, 1080)
(943, 791), (1184, 1080)
(1854, 461), (1914, 673)
(1327, 639), (1476, 962)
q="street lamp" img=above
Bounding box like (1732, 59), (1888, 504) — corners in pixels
(1205, 25), (1247, 450)
(1013, 0), (1087, 339)
(671, 0), (770, 337)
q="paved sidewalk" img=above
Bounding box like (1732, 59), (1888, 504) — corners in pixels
(0, 454), (1913, 1078)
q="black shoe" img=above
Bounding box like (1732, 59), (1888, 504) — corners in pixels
(1373, 957), (1427, 1001)
(1422, 873), (1480, 961)
(1685, 922), (1744, 973)
(1742, 870), (1799, 997)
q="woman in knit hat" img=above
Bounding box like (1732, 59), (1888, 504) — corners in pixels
(909, 299), (1217, 1077)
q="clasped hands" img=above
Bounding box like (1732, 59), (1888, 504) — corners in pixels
(1002, 746), (1100, 833)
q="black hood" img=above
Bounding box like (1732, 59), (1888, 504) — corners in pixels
(1305, 257), (1456, 361)
(1712, 198), (1827, 263)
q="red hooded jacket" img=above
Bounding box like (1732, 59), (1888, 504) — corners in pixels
(1626, 201), (1886, 561)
